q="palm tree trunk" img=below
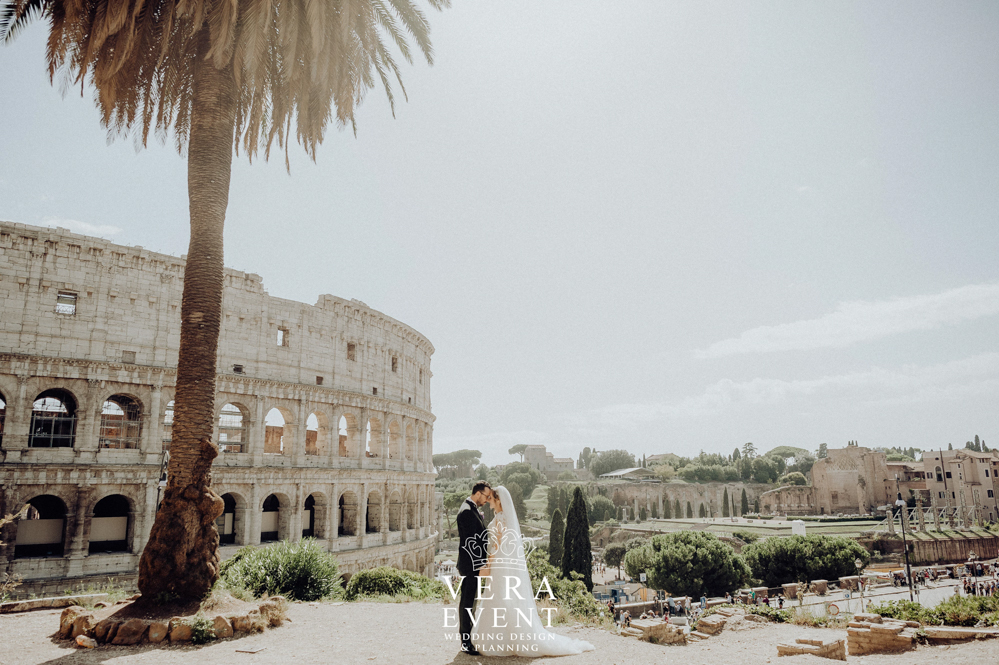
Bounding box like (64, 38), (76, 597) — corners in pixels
(138, 33), (235, 600)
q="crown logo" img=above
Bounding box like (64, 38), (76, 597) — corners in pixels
(462, 521), (535, 572)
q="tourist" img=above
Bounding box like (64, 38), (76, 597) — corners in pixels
(778, 595), (784, 609)
(725, 592), (732, 604)
(700, 595), (707, 611)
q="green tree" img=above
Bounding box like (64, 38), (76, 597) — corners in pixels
(742, 535), (870, 587)
(587, 495), (616, 523)
(561, 487), (593, 591)
(624, 531), (750, 598)
(501, 462), (542, 499)
(548, 509), (564, 568)
(475, 464), (489, 481)
(722, 488), (730, 517)
(590, 449), (637, 477)
(754, 498), (760, 513)
(686, 502), (693, 518)
(675, 499), (682, 520)
(546, 485), (559, 519)
(741, 489), (750, 515)
(443, 491), (466, 535)
(651, 502), (658, 519)
(508, 444), (529, 461)
(557, 470), (576, 481)
(1, 0), (447, 600)
(742, 442), (757, 460)
(663, 498), (672, 519)
(732, 447), (741, 462)
(752, 456), (779, 483)
(603, 542), (627, 577)
(698, 503), (706, 518)
(779, 472), (808, 486)
(506, 483), (527, 521)
(639, 506), (647, 521)
(948, 443), (953, 450)
(817, 443), (828, 458)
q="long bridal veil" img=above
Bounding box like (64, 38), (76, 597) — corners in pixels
(472, 485), (595, 657)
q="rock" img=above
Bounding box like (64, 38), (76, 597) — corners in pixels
(106, 622), (120, 644)
(72, 613), (99, 639)
(744, 614), (768, 623)
(112, 619), (149, 645)
(94, 618), (120, 643)
(777, 637), (846, 661)
(258, 601), (284, 627)
(59, 606), (87, 639)
(147, 622), (169, 644)
(75, 635), (98, 649)
(213, 615), (234, 639)
(231, 614), (253, 633)
(94, 602), (111, 609)
(127, 594), (142, 602)
(169, 619), (193, 642)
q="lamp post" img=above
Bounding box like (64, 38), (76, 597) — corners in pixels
(855, 558), (865, 612)
(895, 476), (914, 602)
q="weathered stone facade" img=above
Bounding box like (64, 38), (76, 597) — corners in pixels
(601, 481), (769, 520)
(0, 221), (438, 593)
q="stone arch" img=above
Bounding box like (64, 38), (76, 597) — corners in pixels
(88, 494), (132, 554)
(162, 400), (175, 451)
(216, 492), (245, 545)
(404, 423), (415, 461)
(98, 394), (143, 449)
(338, 413), (360, 458)
(366, 490), (383, 533)
(418, 428), (427, 465)
(264, 406), (294, 455)
(304, 491), (329, 539)
(29, 388), (78, 448)
(388, 490), (403, 531)
(366, 417), (383, 458)
(15, 494), (68, 557)
(0, 388), (7, 448)
(338, 491), (359, 536)
(306, 411), (330, 457)
(217, 402), (250, 453)
(388, 420), (402, 460)
(406, 488), (417, 529)
(261, 492), (291, 542)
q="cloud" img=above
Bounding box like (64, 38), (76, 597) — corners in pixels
(572, 353), (999, 431)
(432, 430), (548, 454)
(41, 216), (122, 237)
(695, 283), (999, 358)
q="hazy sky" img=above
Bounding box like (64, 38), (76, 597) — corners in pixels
(2, 2), (997, 466)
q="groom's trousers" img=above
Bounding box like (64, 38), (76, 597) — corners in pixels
(458, 572), (478, 644)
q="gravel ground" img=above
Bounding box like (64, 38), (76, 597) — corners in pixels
(0, 600), (994, 665)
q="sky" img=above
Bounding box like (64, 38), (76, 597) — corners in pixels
(2, 2), (997, 467)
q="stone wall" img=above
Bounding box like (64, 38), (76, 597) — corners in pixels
(0, 222), (439, 593)
(811, 446), (891, 515)
(596, 481), (770, 519)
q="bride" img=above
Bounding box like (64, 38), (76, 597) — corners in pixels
(471, 485), (595, 657)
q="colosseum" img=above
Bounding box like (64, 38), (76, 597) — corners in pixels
(0, 221), (439, 595)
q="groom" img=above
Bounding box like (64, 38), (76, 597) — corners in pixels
(456, 481), (491, 655)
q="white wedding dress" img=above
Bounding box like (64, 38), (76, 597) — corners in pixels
(472, 486), (595, 658)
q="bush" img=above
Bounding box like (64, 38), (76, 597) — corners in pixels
(868, 599), (939, 625)
(869, 596), (999, 627)
(778, 472), (807, 486)
(501, 463), (542, 499)
(188, 614), (216, 644)
(624, 531), (750, 598)
(219, 539), (343, 601)
(527, 549), (604, 621)
(732, 530), (760, 544)
(742, 535), (870, 587)
(344, 566), (448, 601)
(587, 495), (616, 523)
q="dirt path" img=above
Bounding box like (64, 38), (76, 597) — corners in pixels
(0, 601), (993, 665)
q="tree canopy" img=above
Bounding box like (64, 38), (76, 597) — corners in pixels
(500, 462), (542, 499)
(742, 535), (870, 587)
(624, 531), (750, 598)
(433, 449), (481, 474)
(590, 449), (636, 477)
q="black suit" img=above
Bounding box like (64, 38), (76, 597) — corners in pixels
(456, 498), (486, 648)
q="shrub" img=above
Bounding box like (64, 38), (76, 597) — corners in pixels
(868, 599), (939, 625)
(778, 472), (807, 486)
(732, 530), (760, 544)
(344, 566), (448, 601)
(623, 531), (750, 598)
(219, 539), (343, 601)
(742, 535), (870, 587)
(587, 495), (616, 524)
(527, 549), (604, 621)
(935, 595), (999, 627)
(188, 613), (216, 644)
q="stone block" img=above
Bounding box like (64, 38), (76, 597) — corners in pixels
(147, 622), (169, 643)
(777, 637), (846, 661)
(59, 606), (87, 639)
(810, 580), (828, 595)
(112, 619), (148, 645)
(231, 614), (254, 633)
(169, 619), (192, 642)
(213, 615), (234, 639)
(854, 613), (883, 624)
(94, 618), (120, 643)
(72, 613), (99, 639)
(697, 615), (727, 635)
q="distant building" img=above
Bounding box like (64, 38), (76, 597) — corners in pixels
(598, 467), (658, 482)
(521, 444), (574, 481)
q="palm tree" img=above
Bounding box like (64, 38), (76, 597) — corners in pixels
(2, 0), (447, 600)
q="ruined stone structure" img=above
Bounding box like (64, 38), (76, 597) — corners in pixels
(522, 444), (574, 481)
(0, 222), (437, 594)
(599, 481), (769, 521)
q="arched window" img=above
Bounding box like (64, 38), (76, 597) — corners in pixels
(366, 492), (382, 533)
(99, 395), (143, 449)
(261, 494), (280, 542)
(303, 495), (316, 538)
(0, 391), (6, 446)
(338, 492), (357, 536)
(218, 403), (248, 453)
(935, 466), (943, 482)
(15, 495), (67, 557)
(162, 400), (175, 451)
(29, 389), (77, 448)
(217, 494), (237, 544)
(89, 495), (130, 553)
(264, 408), (289, 455)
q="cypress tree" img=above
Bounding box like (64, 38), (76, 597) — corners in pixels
(741, 488), (750, 515)
(698, 503), (706, 518)
(675, 498), (682, 520)
(722, 488), (730, 517)
(548, 508), (564, 568)
(664, 498), (671, 519)
(686, 502), (693, 518)
(546, 484), (559, 519)
(754, 498), (760, 513)
(640, 506), (647, 521)
(651, 502), (659, 519)
(561, 486), (593, 591)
